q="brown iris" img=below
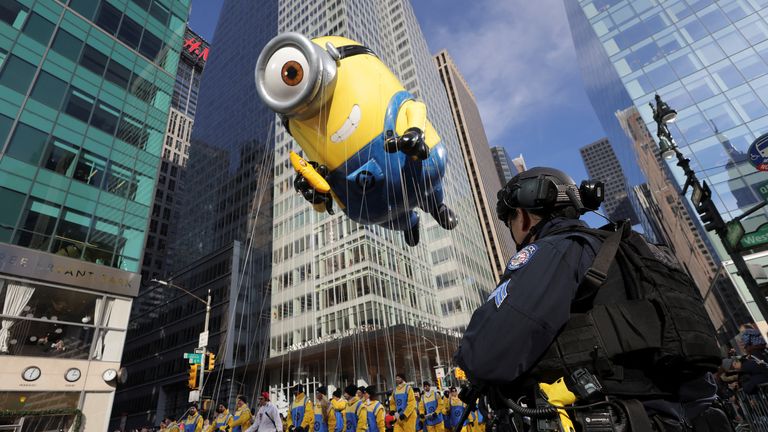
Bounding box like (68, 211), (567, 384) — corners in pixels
(281, 61), (304, 86)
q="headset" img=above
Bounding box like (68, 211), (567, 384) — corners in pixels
(496, 170), (605, 224)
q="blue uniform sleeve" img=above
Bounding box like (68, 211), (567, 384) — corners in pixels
(454, 236), (596, 386)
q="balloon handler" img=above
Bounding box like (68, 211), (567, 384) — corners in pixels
(256, 33), (457, 246)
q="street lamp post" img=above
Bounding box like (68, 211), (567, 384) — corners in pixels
(152, 279), (212, 404)
(649, 94), (768, 323)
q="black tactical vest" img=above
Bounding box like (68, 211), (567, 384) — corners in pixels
(527, 222), (722, 399)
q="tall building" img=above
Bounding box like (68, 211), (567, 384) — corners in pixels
(111, 2), (278, 428)
(579, 137), (639, 223)
(490, 146), (518, 185)
(565, 0), (768, 330)
(616, 106), (751, 338)
(267, 0), (495, 394)
(139, 27), (207, 287)
(434, 50), (515, 278)
(0, 0), (189, 429)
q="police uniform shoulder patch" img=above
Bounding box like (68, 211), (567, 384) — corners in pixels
(506, 244), (538, 271)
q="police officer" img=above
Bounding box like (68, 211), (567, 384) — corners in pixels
(454, 167), (727, 431)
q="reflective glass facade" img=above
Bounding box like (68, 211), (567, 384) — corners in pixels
(569, 0), (768, 260)
(0, 0), (189, 273)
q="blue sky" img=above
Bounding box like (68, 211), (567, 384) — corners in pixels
(189, 0), (608, 225)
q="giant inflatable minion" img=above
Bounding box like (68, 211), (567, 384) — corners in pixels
(255, 33), (457, 246)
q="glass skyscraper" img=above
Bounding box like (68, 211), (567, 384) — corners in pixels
(566, 0), (768, 322)
(0, 0), (188, 428)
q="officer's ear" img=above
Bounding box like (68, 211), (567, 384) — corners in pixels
(520, 209), (532, 232)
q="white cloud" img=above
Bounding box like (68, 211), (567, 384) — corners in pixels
(426, 0), (582, 143)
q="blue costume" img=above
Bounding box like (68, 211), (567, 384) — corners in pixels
(367, 401), (383, 432)
(327, 91), (446, 232)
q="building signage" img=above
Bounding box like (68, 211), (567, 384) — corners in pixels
(182, 28), (210, 65)
(748, 132), (768, 172)
(0, 242), (139, 297)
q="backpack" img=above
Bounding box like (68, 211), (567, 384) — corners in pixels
(531, 221), (723, 397)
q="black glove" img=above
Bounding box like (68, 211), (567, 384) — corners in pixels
(289, 426), (295, 432)
(389, 411), (396, 417)
(398, 127), (425, 151)
(428, 413), (437, 420)
(399, 413), (406, 421)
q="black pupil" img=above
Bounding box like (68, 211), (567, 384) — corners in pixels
(285, 66), (298, 79)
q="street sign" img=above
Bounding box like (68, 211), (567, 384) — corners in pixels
(184, 353), (203, 364)
(748, 132), (768, 171)
(435, 368), (445, 379)
(726, 221), (745, 250)
(741, 223), (768, 249)
(198, 331), (209, 348)
(758, 181), (768, 201)
(188, 390), (200, 403)
(194, 347), (205, 354)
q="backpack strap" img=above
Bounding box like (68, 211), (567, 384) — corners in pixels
(580, 222), (626, 292)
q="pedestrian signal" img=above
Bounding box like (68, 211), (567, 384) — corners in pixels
(454, 367), (466, 380)
(207, 353), (216, 371)
(188, 364), (199, 389)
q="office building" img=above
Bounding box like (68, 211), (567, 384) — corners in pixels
(580, 137), (639, 223)
(110, 2), (277, 428)
(566, 0), (768, 330)
(267, 0), (495, 394)
(435, 50), (515, 278)
(0, 0), (189, 429)
(490, 146), (519, 185)
(140, 27), (207, 283)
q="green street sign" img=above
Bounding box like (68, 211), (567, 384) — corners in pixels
(183, 353), (203, 363)
(726, 221), (745, 249)
(758, 181), (768, 201)
(741, 223), (768, 249)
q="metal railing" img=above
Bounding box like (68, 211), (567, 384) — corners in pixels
(735, 384), (768, 431)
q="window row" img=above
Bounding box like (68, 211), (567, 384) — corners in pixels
(50, 28), (165, 106)
(0, 187), (144, 268)
(68, 0), (170, 66)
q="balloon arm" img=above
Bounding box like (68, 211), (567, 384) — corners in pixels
(289, 151), (331, 194)
(405, 101), (427, 132)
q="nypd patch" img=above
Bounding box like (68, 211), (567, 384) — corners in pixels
(506, 244), (538, 271)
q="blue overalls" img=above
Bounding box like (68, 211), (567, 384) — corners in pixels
(232, 407), (248, 432)
(422, 392), (443, 427)
(449, 400), (465, 430)
(184, 414), (200, 432)
(367, 401), (382, 432)
(315, 404), (328, 432)
(334, 406), (344, 432)
(394, 384), (411, 416)
(293, 398), (308, 430)
(346, 400), (363, 432)
(327, 91), (447, 232)
(214, 412), (232, 430)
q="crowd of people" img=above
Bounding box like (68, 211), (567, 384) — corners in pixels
(281, 373), (484, 432)
(150, 373), (485, 432)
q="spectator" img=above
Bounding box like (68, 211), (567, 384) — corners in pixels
(740, 324), (766, 360)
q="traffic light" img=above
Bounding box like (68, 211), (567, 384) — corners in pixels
(188, 364), (199, 389)
(454, 367), (466, 381)
(207, 353), (216, 371)
(697, 199), (725, 233)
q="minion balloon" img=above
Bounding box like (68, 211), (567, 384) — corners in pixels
(255, 33), (457, 246)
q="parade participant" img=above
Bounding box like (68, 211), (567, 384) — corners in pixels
(455, 167), (727, 431)
(419, 382), (443, 432)
(328, 389), (346, 432)
(364, 386), (385, 432)
(209, 403), (233, 432)
(446, 388), (465, 432)
(162, 417), (180, 432)
(344, 385), (364, 432)
(412, 388), (422, 432)
(184, 405), (204, 432)
(231, 395), (253, 432)
(314, 386), (330, 432)
(287, 384), (314, 432)
(246, 392), (282, 432)
(388, 374), (416, 432)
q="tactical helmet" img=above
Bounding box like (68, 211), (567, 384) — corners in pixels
(496, 167), (582, 223)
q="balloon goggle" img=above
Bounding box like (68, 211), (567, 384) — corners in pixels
(255, 32), (377, 127)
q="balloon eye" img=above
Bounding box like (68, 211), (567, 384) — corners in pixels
(282, 61), (304, 86)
